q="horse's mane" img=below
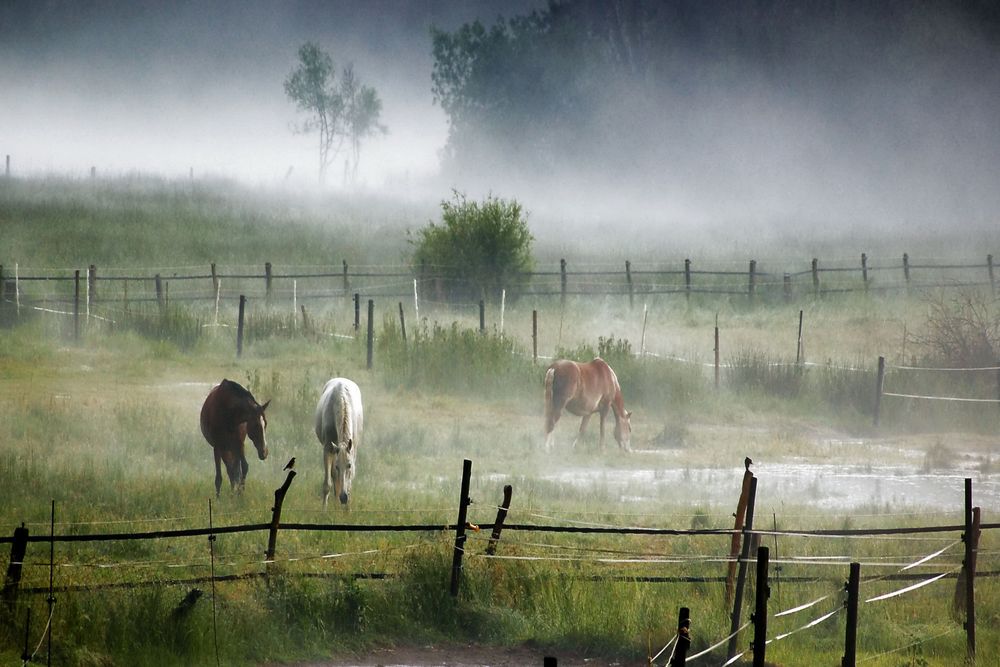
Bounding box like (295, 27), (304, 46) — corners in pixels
(221, 378), (255, 402)
(339, 392), (352, 443)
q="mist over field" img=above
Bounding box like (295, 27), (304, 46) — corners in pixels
(2, 0), (999, 249)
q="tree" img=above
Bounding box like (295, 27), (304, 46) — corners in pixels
(411, 192), (534, 302)
(284, 42), (386, 185)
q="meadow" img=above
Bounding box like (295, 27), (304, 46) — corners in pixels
(1, 176), (999, 666)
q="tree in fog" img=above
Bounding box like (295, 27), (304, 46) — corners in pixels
(284, 42), (386, 185)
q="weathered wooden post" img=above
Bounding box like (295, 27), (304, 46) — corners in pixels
(398, 302), (407, 343)
(783, 273), (791, 302)
(353, 293), (360, 331)
(963, 478), (979, 660)
(450, 459), (473, 597)
(752, 546), (769, 667)
(264, 262), (273, 303)
(2, 524), (29, 609)
(265, 470), (297, 575)
(479, 300), (485, 334)
(73, 270), (80, 342)
(714, 317), (720, 390)
(861, 253), (869, 291)
(87, 265), (97, 307)
(4, 154), (9, 177)
(670, 607), (691, 667)
(684, 259), (692, 301)
(796, 310), (804, 365)
(210, 263), (218, 295)
(366, 299), (374, 370)
(988, 254), (995, 295)
(902, 253), (910, 291)
(560, 258), (567, 305)
(234, 295), (246, 357)
(843, 562), (860, 667)
(625, 260), (634, 309)
(20, 607), (31, 663)
(532, 310), (538, 364)
(748, 260), (757, 300)
(342, 260), (349, 295)
(873, 356), (886, 426)
(46, 499), (55, 667)
(811, 258), (819, 296)
(155, 274), (164, 309)
(727, 476), (758, 661)
(486, 485), (513, 556)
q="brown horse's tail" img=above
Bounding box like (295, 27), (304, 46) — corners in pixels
(543, 367), (555, 427)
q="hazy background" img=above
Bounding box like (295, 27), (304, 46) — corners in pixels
(2, 0), (999, 250)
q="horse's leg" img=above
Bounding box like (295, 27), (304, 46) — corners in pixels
(572, 413), (592, 449)
(239, 453), (249, 493)
(213, 449), (223, 498)
(598, 403), (610, 449)
(322, 446), (335, 509)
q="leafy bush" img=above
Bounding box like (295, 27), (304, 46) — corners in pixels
(411, 192), (533, 302)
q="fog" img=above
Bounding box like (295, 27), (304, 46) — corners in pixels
(2, 1), (999, 249)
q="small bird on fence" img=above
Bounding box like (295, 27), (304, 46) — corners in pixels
(744, 456), (753, 471)
(284, 457), (296, 471)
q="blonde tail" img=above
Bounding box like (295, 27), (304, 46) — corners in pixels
(543, 368), (555, 449)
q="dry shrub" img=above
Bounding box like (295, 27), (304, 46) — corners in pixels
(916, 288), (1000, 367)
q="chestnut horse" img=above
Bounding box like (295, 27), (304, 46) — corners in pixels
(200, 379), (270, 497)
(543, 358), (632, 451)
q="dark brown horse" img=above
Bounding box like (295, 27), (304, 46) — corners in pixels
(200, 379), (270, 496)
(543, 358), (632, 451)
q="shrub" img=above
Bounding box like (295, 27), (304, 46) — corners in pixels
(411, 191), (533, 302)
(916, 288), (1000, 368)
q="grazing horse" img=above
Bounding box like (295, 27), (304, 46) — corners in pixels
(543, 358), (632, 451)
(199, 379), (270, 497)
(315, 378), (364, 508)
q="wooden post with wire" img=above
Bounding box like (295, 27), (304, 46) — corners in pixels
(988, 254), (995, 295)
(211, 263), (218, 295)
(903, 252), (911, 291)
(450, 459), (473, 597)
(811, 258), (819, 296)
(46, 499), (55, 667)
(796, 310), (804, 365)
(532, 310), (538, 364)
(265, 469), (297, 576)
(236, 295), (246, 357)
(342, 260), (349, 295)
(873, 356), (885, 426)
(670, 606), (691, 666)
(752, 546), (769, 667)
(2, 523), (29, 609)
(625, 260), (633, 309)
(727, 476), (758, 661)
(560, 258), (567, 306)
(684, 258), (692, 301)
(861, 253), (869, 291)
(88, 264), (97, 307)
(479, 300), (485, 334)
(155, 274), (164, 310)
(783, 273), (791, 302)
(714, 316), (720, 390)
(748, 259), (756, 300)
(353, 293), (360, 332)
(962, 478), (979, 660)
(843, 562), (860, 667)
(366, 299), (374, 370)
(486, 484), (513, 556)
(264, 262), (273, 303)
(398, 302), (407, 343)
(73, 270), (81, 342)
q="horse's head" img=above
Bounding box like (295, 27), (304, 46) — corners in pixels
(245, 399), (270, 461)
(614, 409), (632, 450)
(331, 438), (355, 505)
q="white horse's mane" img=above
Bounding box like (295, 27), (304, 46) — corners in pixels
(339, 391), (352, 450)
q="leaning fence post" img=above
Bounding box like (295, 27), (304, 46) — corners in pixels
(3, 523), (29, 609)
(366, 299), (374, 370)
(670, 606), (691, 666)
(236, 295), (246, 357)
(752, 546), (769, 667)
(532, 310), (538, 364)
(450, 459), (473, 597)
(727, 476), (758, 661)
(625, 260), (634, 309)
(843, 562), (860, 667)
(486, 484), (513, 556)
(873, 356), (885, 426)
(796, 310), (804, 365)
(398, 302), (407, 343)
(265, 469), (297, 575)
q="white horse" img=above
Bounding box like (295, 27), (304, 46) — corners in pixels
(314, 378), (364, 508)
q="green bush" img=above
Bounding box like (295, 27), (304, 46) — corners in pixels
(411, 192), (533, 302)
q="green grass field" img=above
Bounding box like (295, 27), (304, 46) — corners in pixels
(1, 176), (998, 666)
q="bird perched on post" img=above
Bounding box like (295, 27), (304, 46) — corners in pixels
(744, 456), (753, 471)
(284, 457), (296, 471)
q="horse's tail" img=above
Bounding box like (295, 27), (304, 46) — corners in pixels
(543, 367), (555, 423)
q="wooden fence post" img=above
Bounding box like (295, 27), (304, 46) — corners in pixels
(20, 607), (31, 663)
(988, 254), (995, 295)
(265, 470), (297, 575)
(796, 310), (804, 365)
(727, 476), (758, 661)
(560, 259), (567, 305)
(46, 499), (55, 667)
(748, 260), (756, 300)
(963, 478), (979, 660)
(366, 299), (374, 370)
(211, 263), (218, 295)
(2, 524), (29, 609)
(73, 270), (80, 342)
(264, 262), (272, 303)
(783, 273), (791, 302)
(752, 546), (769, 667)
(873, 356), (885, 426)
(902, 253), (910, 290)
(155, 274), (164, 309)
(479, 300), (485, 334)
(450, 459), (473, 597)
(4, 154), (9, 178)
(843, 562), (860, 667)
(861, 253), (869, 291)
(670, 606), (691, 667)
(625, 260), (634, 309)
(532, 310), (538, 364)
(237, 295), (246, 357)
(87, 265), (97, 307)
(684, 259), (692, 301)
(342, 260), (349, 295)
(811, 258), (819, 296)
(486, 484), (513, 556)
(353, 293), (360, 331)
(714, 319), (720, 390)
(398, 302), (407, 343)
